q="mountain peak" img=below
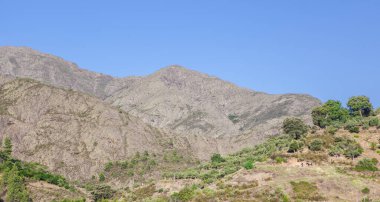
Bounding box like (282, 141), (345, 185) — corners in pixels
(153, 65), (214, 80)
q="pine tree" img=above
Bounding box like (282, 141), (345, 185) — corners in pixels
(3, 137), (13, 157)
(5, 165), (30, 202)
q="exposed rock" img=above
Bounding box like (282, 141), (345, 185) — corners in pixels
(0, 79), (193, 180)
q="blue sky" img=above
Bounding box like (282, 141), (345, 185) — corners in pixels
(1, 1), (380, 107)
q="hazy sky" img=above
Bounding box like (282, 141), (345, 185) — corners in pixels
(1, 1), (379, 107)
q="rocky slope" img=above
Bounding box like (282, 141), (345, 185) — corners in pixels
(0, 46), (131, 99)
(0, 78), (194, 180)
(0, 46), (321, 155)
(107, 66), (319, 139)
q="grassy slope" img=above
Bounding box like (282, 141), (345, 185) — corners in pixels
(121, 127), (380, 202)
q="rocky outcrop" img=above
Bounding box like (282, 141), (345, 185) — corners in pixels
(0, 79), (193, 180)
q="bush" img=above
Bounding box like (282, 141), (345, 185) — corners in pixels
(375, 108), (380, 115)
(326, 126), (338, 135)
(344, 121), (360, 133)
(347, 96), (373, 117)
(282, 118), (308, 139)
(99, 173), (105, 182)
(275, 156), (287, 164)
(243, 160), (254, 170)
(344, 143), (363, 159)
(104, 162), (113, 172)
(211, 154), (225, 163)
(361, 187), (370, 194)
(355, 158), (378, 172)
(172, 186), (196, 201)
(370, 142), (377, 151)
(89, 184), (115, 201)
(309, 139), (324, 151)
(288, 141), (302, 153)
(368, 117), (379, 127)
(328, 136), (363, 159)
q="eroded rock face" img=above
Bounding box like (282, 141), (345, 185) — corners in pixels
(0, 79), (193, 180)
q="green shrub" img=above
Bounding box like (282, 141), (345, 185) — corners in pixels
(326, 126), (338, 135)
(375, 108), (380, 115)
(344, 143), (363, 159)
(228, 114), (239, 124)
(89, 184), (115, 201)
(368, 117), (379, 127)
(288, 141), (301, 153)
(355, 158), (378, 172)
(104, 162), (113, 172)
(370, 142), (377, 151)
(134, 184), (156, 200)
(275, 156), (287, 164)
(99, 173), (105, 182)
(328, 136), (363, 159)
(243, 160), (254, 170)
(171, 186), (196, 201)
(309, 139), (324, 151)
(211, 153), (225, 163)
(344, 121), (360, 133)
(361, 187), (370, 194)
(361, 197), (372, 202)
(282, 118), (308, 139)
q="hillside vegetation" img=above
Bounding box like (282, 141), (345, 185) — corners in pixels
(81, 96), (380, 201)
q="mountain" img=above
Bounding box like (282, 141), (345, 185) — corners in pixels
(0, 77), (194, 180)
(0, 46), (320, 156)
(0, 46), (130, 99)
(107, 66), (319, 140)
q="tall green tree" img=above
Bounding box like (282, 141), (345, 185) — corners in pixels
(4, 165), (30, 202)
(311, 100), (349, 128)
(282, 118), (308, 139)
(347, 96), (373, 117)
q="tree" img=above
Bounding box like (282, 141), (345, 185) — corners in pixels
(311, 100), (349, 128)
(282, 118), (308, 139)
(4, 165), (30, 202)
(3, 137), (13, 157)
(347, 96), (373, 117)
